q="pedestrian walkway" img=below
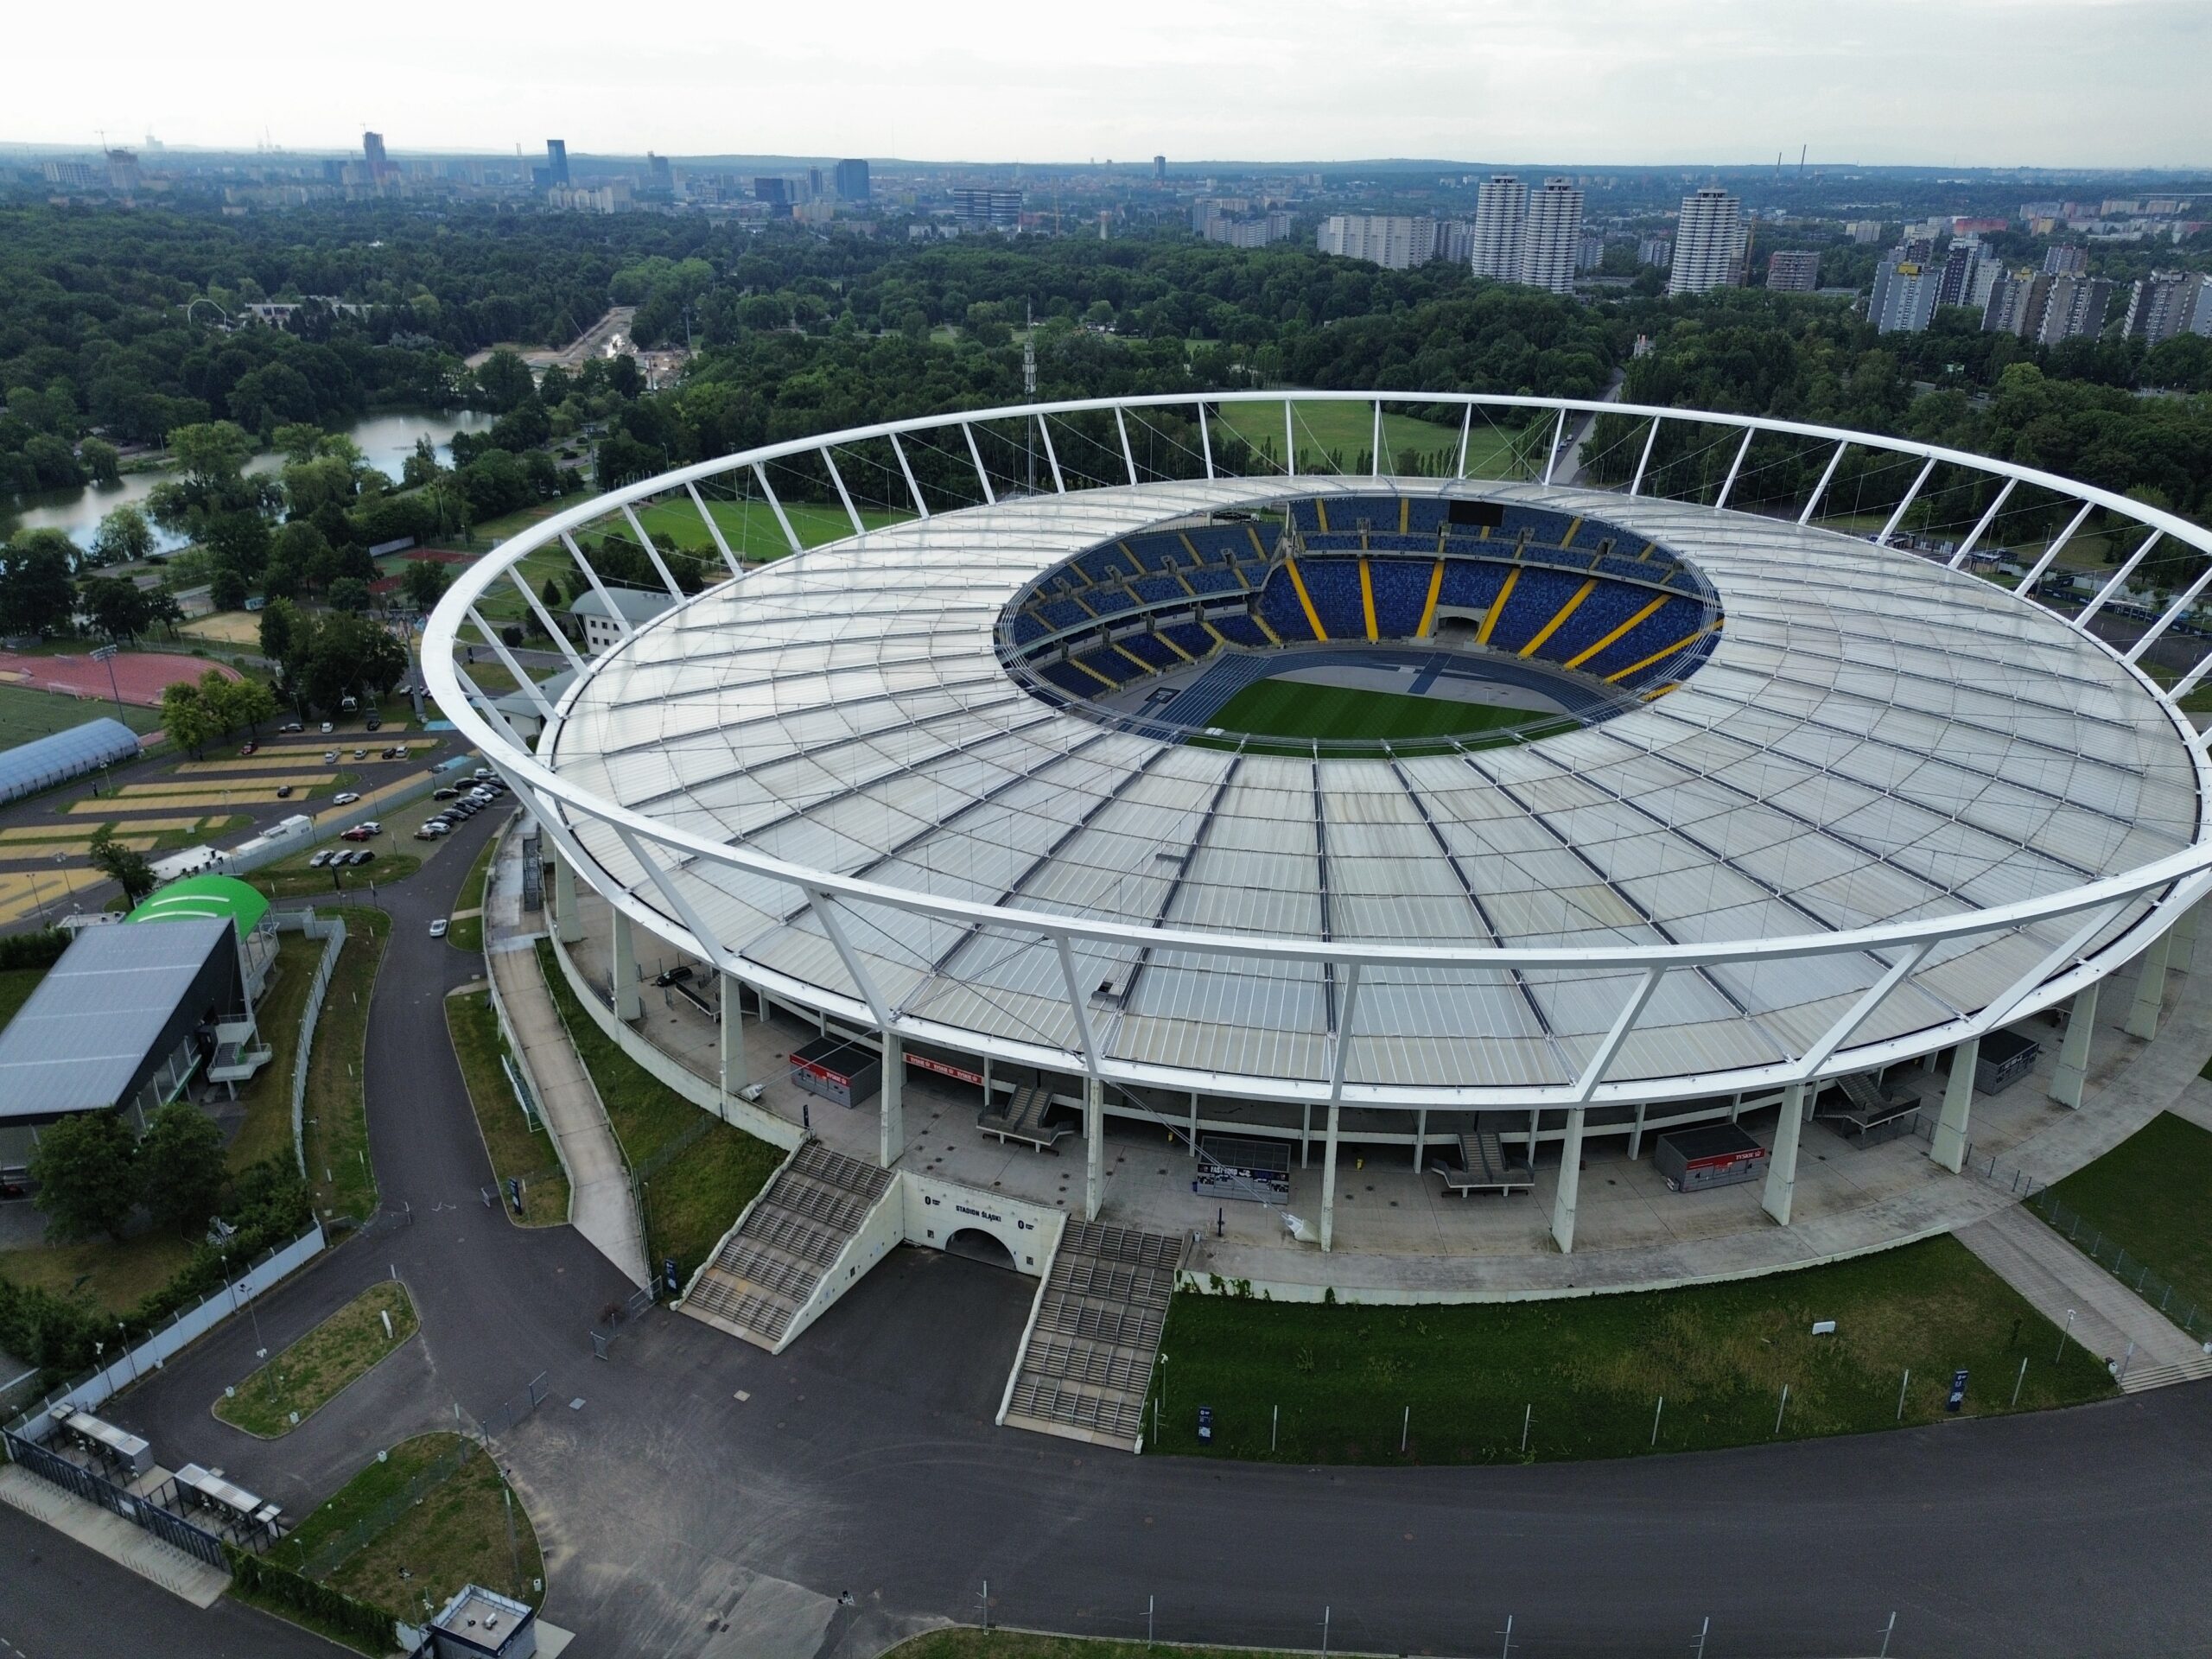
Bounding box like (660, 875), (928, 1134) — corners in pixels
(0, 1464), (230, 1608)
(1955, 1204), (2211, 1392)
(484, 825), (650, 1289)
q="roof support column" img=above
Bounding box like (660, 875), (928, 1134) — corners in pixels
(1761, 1082), (1808, 1227)
(1319, 1101), (1343, 1252)
(2050, 983), (2097, 1110)
(1627, 416), (1661, 496)
(1929, 1039), (1978, 1173)
(719, 971), (750, 1102)
(553, 849), (582, 944)
(2126, 925), (2174, 1040)
(2171, 898), (2202, 976)
(880, 1031), (904, 1170)
(1549, 1107), (1586, 1254)
(1878, 455), (1938, 545)
(1318, 963), (1362, 1255)
(1713, 427), (1755, 511)
(611, 906), (642, 1022)
(1084, 1073), (1104, 1221)
(1798, 440), (1848, 524)
(1541, 407), (1567, 485)
(1628, 1100), (1647, 1160)
(1411, 1108), (1427, 1171)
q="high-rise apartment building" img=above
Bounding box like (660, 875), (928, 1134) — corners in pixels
(2037, 274), (2113, 345)
(2043, 245), (2087, 277)
(1317, 215), (1439, 270)
(1870, 252), (1940, 334)
(648, 153), (673, 193)
(1844, 219), (1885, 244)
(1470, 175), (1528, 281)
(2123, 271), (2212, 344)
(1766, 250), (1821, 293)
(1154, 155), (1167, 182)
(1517, 178), (1585, 294)
(834, 158), (871, 201)
(1669, 188), (1744, 295)
(1936, 239), (1999, 309)
(1982, 269), (2047, 338)
(544, 139), (569, 188)
(1637, 235), (1673, 269)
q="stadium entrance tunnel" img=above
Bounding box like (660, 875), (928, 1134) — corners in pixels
(1000, 489), (1723, 753)
(944, 1228), (1020, 1272)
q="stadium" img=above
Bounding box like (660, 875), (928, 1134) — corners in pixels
(427, 391), (2212, 1436)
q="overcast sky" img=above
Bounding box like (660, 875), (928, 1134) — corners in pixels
(15, 0), (2209, 168)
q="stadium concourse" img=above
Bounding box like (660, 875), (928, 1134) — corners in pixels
(428, 393), (2212, 1435)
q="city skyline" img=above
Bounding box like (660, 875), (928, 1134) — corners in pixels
(11, 0), (2212, 169)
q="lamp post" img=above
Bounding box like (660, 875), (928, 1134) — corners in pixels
(89, 643), (125, 718)
(54, 851), (73, 914)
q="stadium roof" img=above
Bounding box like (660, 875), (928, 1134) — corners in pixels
(128, 874), (270, 939)
(537, 475), (2204, 1101)
(0, 716), (140, 807)
(0, 916), (232, 1118)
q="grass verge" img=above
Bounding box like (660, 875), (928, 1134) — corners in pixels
(302, 909), (389, 1224)
(886, 1637), (1308, 1659)
(0, 1230), (194, 1316)
(277, 1430), (543, 1624)
(446, 989), (570, 1225)
(534, 938), (781, 1284)
(213, 1280), (416, 1437)
(2041, 1109), (2212, 1324)
(251, 850), (423, 903)
(225, 935), (319, 1172)
(442, 832), (501, 954)
(1154, 1236), (2115, 1465)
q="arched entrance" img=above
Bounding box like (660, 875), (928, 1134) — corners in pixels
(944, 1228), (1018, 1272)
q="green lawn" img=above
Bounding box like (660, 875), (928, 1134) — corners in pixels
(278, 1431), (543, 1624)
(226, 935), (320, 1172)
(213, 1280), (417, 1437)
(302, 911), (388, 1225)
(1206, 677), (1544, 745)
(534, 938), (782, 1284)
(1154, 1236), (2114, 1465)
(0, 1229), (194, 1316)
(248, 849), (422, 903)
(0, 682), (164, 746)
(2041, 1110), (2212, 1326)
(446, 990), (569, 1225)
(1211, 400), (1523, 478)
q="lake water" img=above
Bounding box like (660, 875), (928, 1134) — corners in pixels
(3, 408), (495, 555)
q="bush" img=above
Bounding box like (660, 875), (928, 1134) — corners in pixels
(0, 930), (67, 972)
(226, 1546), (397, 1656)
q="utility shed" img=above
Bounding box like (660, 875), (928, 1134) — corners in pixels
(427, 1585), (537, 1659)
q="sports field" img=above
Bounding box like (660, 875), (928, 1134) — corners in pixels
(1212, 399), (1529, 478)
(0, 681), (163, 744)
(1207, 677), (1535, 744)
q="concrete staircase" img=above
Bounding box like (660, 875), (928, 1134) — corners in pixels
(680, 1140), (897, 1353)
(2120, 1350), (2212, 1394)
(1001, 1220), (1181, 1452)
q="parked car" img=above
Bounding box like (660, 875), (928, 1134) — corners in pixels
(473, 768), (493, 781)
(434, 786), (461, 800)
(238, 742), (258, 757)
(365, 717), (382, 732)
(356, 821), (380, 836)
(429, 918), (448, 938)
(352, 748), (368, 760)
(276, 785), (295, 798)
(652, 964), (696, 988)
(308, 849), (334, 868)
(333, 791), (361, 806)
(351, 849), (377, 866)
(414, 826), (441, 842)
(323, 750), (340, 763)
(279, 721), (302, 734)
(340, 828), (370, 842)
(321, 721), (334, 734)
(382, 746), (407, 759)
(426, 821), (452, 836)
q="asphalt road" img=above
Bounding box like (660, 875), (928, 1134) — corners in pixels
(63, 803), (2212, 1658)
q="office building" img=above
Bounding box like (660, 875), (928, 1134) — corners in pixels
(1669, 188), (1744, 295)
(544, 139), (569, 188)
(2123, 271), (2212, 344)
(1470, 175), (1529, 281)
(648, 153), (673, 193)
(2037, 274), (2113, 345)
(952, 188), (1022, 230)
(835, 158), (871, 201)
(1518, 178), (1585, 294)
(1766, 250), (1821, 293)
(1154, 155), (1166, 182)
(1870, 252), (1940, 334)
(1317, 214), (1439, 270)
(363, 130), (388, 178)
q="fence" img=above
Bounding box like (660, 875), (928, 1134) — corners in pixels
(472, 1369), (553, 1442)
(287, 916), (350, 1178)
(1896, 1108), (2048, 1199)
(2027, 1185), (2209, 1340)
(3, 1427), (230, 1569)
(3, 1223), (327, 1435)
(280, 1435), (479, 1579)
(590, 1287), (657, 1359)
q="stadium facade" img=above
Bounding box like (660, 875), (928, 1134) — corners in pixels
(427, 393), (2212, 1274)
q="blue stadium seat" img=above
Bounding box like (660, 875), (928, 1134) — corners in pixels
(1404, 498), (1448, 535)
(1073, 646), (1143, 686)
(1256, 574), (1319, 642)
(1369, 560), (1433, 638)
(1087, 588), (1137, 617)
(1211, 613), (1270, 649)
(1117, 632), (1181, 672)
(1289, 499), (1324, 533)
(1580, 595), (1708, 681)
(1160, 622), (1215, 660)
(1039, 660), (1099, 698)
(1039, 598), (1088, 632)
(1131, 575), (1184, 606)
(1185, 566), (1241, 596)
(1293, 558), (1365, 639)
(1012, 613), (1048, 645)
(1485, 568), (1585, 656)
(1305, 533), (1364, 552)
(1437, 558), (1510, 613)
(1541, 582), (1649, 664)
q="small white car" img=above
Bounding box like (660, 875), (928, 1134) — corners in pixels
(429, 918), (448, 938)
(323, 751), (339, 763)
(333, 791), (360, 805)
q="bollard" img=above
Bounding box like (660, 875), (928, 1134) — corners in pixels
(1651, 1395), (1663, 1448)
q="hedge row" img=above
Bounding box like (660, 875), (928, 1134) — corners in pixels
(225, 1544), (397, 1656)
(0, 929), (67, 973)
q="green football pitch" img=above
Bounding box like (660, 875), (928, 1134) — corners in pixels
(1205, 676), (1538, 744)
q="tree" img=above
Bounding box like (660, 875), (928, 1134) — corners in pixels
(210, 565), (249, 612)
(231, 676), (278, 732)
(271, 423), (326, 464)
(400, 557), (450, 611)
(327, 576), (372, 614)
(159, 678), (219, 757)
(257, 595), (302, 665)
(79, 437), (121, 486)
(78, 574), (152, 642)
(87, 834), (157, 905)
(474, 349), (535, 413)
(92, 505), (156, 569)
(0, 532), (78, 637)
(540, 575), (566, 613)
(138, 1102), (229, 1236)
(302, 612), (407, 715)
(168, 421), (257, 486)
(28, 1110), (141, 1243)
